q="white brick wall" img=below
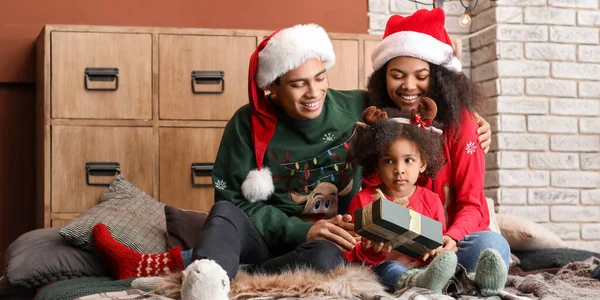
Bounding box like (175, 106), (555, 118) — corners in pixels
(543, 223), (580, 239)
(530, 153), (579, 169)
(525, 43), (576, 61)
(578, 11), (600, 26)
(550, 98), (599, 116)
(529, 188), (579, 204)
(527, 115), (578, 133)
(467, 3), (600, 252)
(551, 206), (600, 222)
(549, 0), (598, 9)
(582, 190), (600, 204)
(579, 82), (600, 98)
(579, 46), (600, 63)
(524, 7), (575, 25)
(551, 135), (599, 151)
(496, 96), (549, 114)
(369, 0), (600, 252)
(582, 153), (600, 170)
(553, 62), (600, 80)
(526, 79), (577, 97)
(550, 26), (599, 44)
(499, 188), (528, 204)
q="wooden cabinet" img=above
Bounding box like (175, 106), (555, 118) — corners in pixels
(36, 25), (379, 228)
(328, 39), (360, 90)
(51, 32), (153, 119)
(364, 40), (380, 87)
(159, 127), (224, 212)
(158, 35), (257, 120)
(51, 126), (154, 214)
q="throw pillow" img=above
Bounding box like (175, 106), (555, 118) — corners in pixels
(496, 214), (566, 252)
(486, 197), (501, 235)
(515, 248), (600, 271)
(5, 227), (109, 288)
(165, 205), (208, 250)
(59, 174), (167, 254)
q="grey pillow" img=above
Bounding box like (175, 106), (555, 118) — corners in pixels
(5, 227), (109, 288)
(59, 174), (167, 254)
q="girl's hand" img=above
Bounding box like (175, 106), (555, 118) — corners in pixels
(474, 112), (491, 154)
(442, 235), (458, 253)
(362, 237), (392, 253)
(421, 246), (446, 262)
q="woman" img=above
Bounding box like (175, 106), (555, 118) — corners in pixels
(364, 8), (510, 275)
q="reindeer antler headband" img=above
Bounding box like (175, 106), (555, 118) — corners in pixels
(359, 97), (443, 135)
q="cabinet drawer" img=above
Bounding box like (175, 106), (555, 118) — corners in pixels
(51, 219), (72, 228)
(327, 39), (360, 90)
(159, 34), (256, 120)
(159, 127), (224, 212)
(51, 126), (154, 213)
(363, 40), (378, 88)
(51, 32), (152, 119)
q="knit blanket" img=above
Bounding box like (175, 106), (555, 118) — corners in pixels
(118, 264), (529, 300)
(506, 257), (600, 300)
(70, 287), (527, 300)
(76, 290), (169, 300)
(35, 277), (136, 300)
(47, 260), (600, 300)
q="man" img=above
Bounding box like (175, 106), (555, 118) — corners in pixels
(199, 23), (366, 278)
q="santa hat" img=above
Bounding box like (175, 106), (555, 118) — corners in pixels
(242, 24), (335, 203)
(371, 8), (462, 73)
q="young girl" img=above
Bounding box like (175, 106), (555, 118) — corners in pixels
(365, 8), (511, 280)
(346, 105), (507, 294)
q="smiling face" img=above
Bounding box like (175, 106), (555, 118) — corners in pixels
(268, 58), (329, 120)
(378, 138), (427, 199)
(385, 56), (431, 113)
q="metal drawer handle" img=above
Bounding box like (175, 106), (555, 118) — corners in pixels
(86, 162), (120, 186)
(85, 68), (119, 91)
(191, 163), (214, 186)
(191, 71), (225, 94)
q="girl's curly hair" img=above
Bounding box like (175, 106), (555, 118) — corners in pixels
(366, 62), (483, 131)
(354, 109), (445, 179)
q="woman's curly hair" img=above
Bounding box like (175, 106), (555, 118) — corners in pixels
(366, 62), (483, 131)
(354, 109), (445, 179)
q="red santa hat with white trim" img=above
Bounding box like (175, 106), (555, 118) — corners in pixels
(242, 24), (335, 203)
(371, 8), (462, 73)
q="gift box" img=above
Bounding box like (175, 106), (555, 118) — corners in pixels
(354, 198), (443, 258)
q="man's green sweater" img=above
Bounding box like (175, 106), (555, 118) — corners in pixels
(211, 89), (366, 251)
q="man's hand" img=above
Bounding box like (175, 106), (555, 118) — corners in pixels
(442, 235), (458, 253)
(474, 112), (491, 154)
(307, 214), (357, 251)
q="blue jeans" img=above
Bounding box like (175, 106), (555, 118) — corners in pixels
(373, 260), (409, 290)
(456, 230), (510, 272)
(372, 230), (510, 289)
(182, 249), (193, 266)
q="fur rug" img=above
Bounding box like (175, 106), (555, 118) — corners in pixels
(153, 264), (389, 300)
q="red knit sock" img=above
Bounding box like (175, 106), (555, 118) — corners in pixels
(92, 223), (184, 279)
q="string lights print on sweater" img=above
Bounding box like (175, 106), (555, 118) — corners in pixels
(271, 129), (356, 192)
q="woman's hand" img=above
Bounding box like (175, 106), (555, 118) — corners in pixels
(474, 112), (491, 154)
(442, 235), (458, 253)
